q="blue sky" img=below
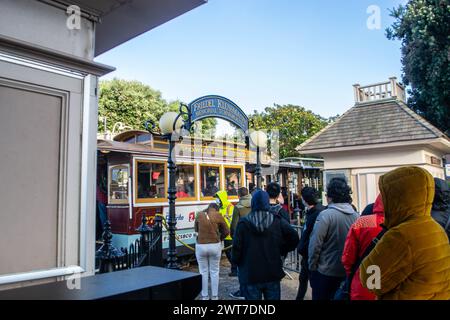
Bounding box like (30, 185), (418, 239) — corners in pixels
(96, 0), (406, 118)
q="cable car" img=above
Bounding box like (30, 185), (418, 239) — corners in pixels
(96, 129), (254, 257)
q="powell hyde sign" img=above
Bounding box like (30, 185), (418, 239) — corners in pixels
(189, 95), (249, 132)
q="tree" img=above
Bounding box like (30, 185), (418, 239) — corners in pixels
(98, 78), (216, 134)
(386, 0), (450, 134)
(249, 104), (330, 159)
(98, 79), (169, 132)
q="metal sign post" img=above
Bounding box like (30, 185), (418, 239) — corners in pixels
(144, 95), (250, 269)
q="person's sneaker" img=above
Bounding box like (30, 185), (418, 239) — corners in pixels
(201, 296), (209, 300)
(211, 296), (219, 300)
(228, 271), (238, 277)
(229, 290), (245, 300)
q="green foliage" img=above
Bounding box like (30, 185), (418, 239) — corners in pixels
(97, 80), (330, 154)
(98, 78), (216, 134)
(386, 0), (450, 134)
(249, 104), (331, 159)
(98, 79), (168, 132)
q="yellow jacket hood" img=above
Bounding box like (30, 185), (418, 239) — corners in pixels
(360, 166), (450, 300)
(215, 190), (233, 240)
(215, 190), (231, 209)
(379, 166), (435, 229)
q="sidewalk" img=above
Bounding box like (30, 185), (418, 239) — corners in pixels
(187, 256), (312, 300)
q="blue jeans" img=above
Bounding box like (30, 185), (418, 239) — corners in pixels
(237, 268), (247, 298)
(245, 281), (281, 300)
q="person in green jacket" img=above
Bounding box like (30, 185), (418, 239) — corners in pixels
(229, 187), (252, 299)
(230, 187), (252, 237)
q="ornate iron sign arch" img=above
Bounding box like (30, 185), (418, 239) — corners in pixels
(185, 95), (249, 132)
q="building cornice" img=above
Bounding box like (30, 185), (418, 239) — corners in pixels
(37, 0), (102, 22)
(0, 34), (115, 76)
(300, 137), (450, 155)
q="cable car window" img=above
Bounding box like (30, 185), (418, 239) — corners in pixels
(200, 165), (221, 198)
(136, 133), (151, 143)
(109, 165), (129, 204)
(124, 137), (136, 143)
(176, 164), (196, 200)
(136, 161), (166, 201)
(225, 166), (242, 197)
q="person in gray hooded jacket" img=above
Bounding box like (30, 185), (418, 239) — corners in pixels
(308, 177), (359, 300)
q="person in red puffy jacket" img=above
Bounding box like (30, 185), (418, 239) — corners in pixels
(341, 194), (385, 300)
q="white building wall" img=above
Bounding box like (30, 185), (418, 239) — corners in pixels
(322, 146), (447, 211)
(0, 56), (88, 289)
(0, 1), (101, 290)
(0, 0), (95, 59)
(322, 147), (424, 170)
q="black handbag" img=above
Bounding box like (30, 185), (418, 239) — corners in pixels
(334, 228), (386, 300)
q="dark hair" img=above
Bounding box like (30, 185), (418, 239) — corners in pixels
(207, 203), (220, 211)
(266, 182), (281, 199)
(326, 177), (352, 204)
(301, 187), (319, 206)
(249, 183), (256, 192)
(238, 187), (249, 197)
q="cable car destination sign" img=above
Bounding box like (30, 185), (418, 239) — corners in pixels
(188, 95), (249, 132)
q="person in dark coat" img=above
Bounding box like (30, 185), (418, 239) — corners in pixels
(360, 203), (374, 216)
(249, 183), (256, 195)
(296, 187), (325, 300)
(267, 182), (291, 223)
(431, 178), (450, 241)
(229, 187), (252, 300)
(231, 190), (299, 300)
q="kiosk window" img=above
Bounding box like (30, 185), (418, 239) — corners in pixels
(136, 161), (166, 200)
(109, 165), (129, 204)
(200, 166), (220, 198)
(176, 164), (196, 199)
(225, 167), (242, 196)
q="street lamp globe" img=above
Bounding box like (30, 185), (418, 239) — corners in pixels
(159, 112), (183, 135)
(250, 130), (267, 148)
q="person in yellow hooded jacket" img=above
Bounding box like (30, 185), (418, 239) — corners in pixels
(214, 190), (237, 276)
(360, 166), (450, 300)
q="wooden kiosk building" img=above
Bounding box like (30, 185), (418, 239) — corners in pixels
(297, 77), (450, 211)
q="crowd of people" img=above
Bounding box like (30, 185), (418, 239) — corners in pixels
(193, 166), (450, 300)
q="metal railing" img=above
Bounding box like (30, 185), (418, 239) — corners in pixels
(95, 214), (163, 273)
(284, 224), (303, 274)
(353, 77), (406, 104)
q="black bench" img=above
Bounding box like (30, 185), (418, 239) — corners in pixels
(0, 266), (201, 300)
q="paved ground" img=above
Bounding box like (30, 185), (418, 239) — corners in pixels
(184, 255), (312, 300)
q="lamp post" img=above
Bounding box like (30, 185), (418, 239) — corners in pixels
(250, 130), (267, 189)
(145, 111), (184, 269)
(136, 213), (151, 266)
(96, 220), (124, 273)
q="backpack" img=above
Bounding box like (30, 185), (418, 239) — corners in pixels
(334, 228), (387, 300)
(269, 204), (282, 216)
(270, 204), (290, 220)
(444, 213), (450, 240)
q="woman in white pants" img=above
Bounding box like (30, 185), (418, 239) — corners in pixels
(195, 203), (230, 300)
